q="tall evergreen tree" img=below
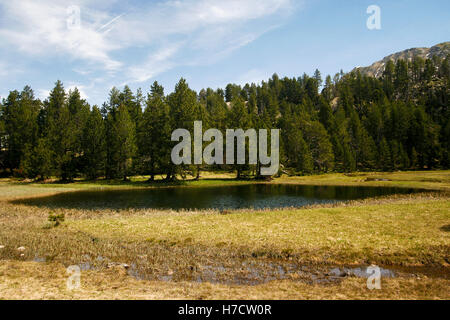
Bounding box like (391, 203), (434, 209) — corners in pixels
(2, 87), (40, 173)
(21, 138), (52, 180)
(166, 78), (197, 180)
(227, 97), (252, 178)
(138, 82), (171, 181)
(83, 106), (106, 179)
(111, 104), (137, 181)
(1, 54), (449, 179)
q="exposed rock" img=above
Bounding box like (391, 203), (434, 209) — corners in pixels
(355, 42), (450, 77)
(329, 267), (347, 277)
(107, 262), (130, 270)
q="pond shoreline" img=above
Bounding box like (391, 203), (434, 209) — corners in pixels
(0, 171), (449, 299)
(11, 183), (428, 211)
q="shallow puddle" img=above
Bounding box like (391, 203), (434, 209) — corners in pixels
(30, 254), (445, 286)
(329, 266), (396, 278)
(123, 262), (398, 285)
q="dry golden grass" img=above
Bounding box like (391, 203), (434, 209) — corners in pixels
(66, 195), (450, 266)
(276, 170), (450, 191)
(0, 260), (448, 300)
(0, 171), (449, 300)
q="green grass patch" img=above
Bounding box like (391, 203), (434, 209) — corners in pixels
(68, 198), (450, 265)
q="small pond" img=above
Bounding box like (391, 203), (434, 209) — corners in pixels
(13, 184), (423, 210)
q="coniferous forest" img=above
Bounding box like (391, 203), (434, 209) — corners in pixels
(0, 55), (449, 181)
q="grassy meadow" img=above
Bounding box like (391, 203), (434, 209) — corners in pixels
(0, 171), (449, 299)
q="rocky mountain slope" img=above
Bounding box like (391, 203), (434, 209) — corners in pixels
(355, 41), (450, 77)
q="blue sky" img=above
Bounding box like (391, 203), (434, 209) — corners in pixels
(0, 0), (449, 105)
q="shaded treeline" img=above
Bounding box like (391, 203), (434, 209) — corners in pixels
(0, 55), (449, 181)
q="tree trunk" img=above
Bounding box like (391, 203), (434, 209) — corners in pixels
(148, 163), (155, 182)
(195, 165), (200, 180)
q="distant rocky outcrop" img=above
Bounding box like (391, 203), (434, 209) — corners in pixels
(355, 41), (450, 77)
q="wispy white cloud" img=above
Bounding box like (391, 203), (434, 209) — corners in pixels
(125, 42), (183, 84)
(0, 0), (124, 71)
(0, 0), (299, 98)
(235, 69), (273, 86)
(119, 0), (295, 83)
(0, 60), (24, 78)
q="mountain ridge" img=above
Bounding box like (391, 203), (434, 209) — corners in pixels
(355, 41), (450, 77)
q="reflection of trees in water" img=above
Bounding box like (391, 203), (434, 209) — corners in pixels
(13, 184), (418, 211)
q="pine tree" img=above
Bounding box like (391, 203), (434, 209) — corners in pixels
(333, 108), (355, 172)
(342, 144), (356, 172)
(66, 88), (90, 178)
(322, 75), (333, 101)
(166, 78), (197, 180)
(83, 106), (106, 179)
(138, 81), (171, 181)
(1, 56), (450, 179)
(112, 104), (137, 181)
(314, 69), (323, 88)
(206, 89), (228, 131)
(378, 138), (392, 171)
(104, 87), (122, 179)
(410, 147), (419, 169)
(382, 60), (395, 99)
(43, 81), (74, 180)
(318, 97), (333, 128)
(348, 111), (376, 170)
(21, 138), (52, 180)
(227, 97), (252, 179)
(390, 140), (401, 170)
(193, 93), (210, 180)
(283, 118), (313, 174)
(2, 87), (40, 174)
(119, 86), (140, 124)
(394, 59), (409, 99)
(399, 143), (410, 169)
(303, 120), (334, 172)
(225, 84), (241, 103)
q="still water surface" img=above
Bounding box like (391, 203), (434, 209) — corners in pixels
(14, 184), (422, 210)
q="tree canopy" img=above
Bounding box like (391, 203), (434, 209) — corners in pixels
(1, 54), (449, 180)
